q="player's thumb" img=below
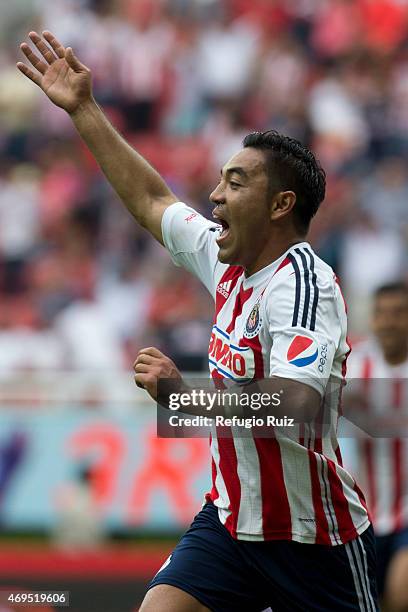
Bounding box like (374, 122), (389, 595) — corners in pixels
(65, 47), (87, 72)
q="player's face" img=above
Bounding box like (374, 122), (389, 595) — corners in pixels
(209, 148), (272, 273)
(372, 292), (408, 355)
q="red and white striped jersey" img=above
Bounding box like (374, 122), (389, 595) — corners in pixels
(347, 340), (408, 536)
(162, 202), (370, 545)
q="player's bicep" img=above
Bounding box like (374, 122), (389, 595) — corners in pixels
(275, 375), (321, 421)
(140, 194), (179, 246)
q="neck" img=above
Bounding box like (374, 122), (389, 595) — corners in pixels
(245, 232), (306, 277)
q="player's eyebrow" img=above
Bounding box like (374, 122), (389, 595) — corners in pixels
(221, 166), (250, 181)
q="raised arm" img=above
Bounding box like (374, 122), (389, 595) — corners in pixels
(17, 31), (178, 244)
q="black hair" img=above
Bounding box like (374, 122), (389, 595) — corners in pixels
(374, 282), (408, 299)
(243, 130), (326, 232)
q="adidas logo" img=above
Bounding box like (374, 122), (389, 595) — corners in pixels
(217, 280), (232, 298)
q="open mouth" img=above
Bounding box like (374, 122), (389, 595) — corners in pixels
(216, 219), (231, 243)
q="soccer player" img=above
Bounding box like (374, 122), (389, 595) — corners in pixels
(17, 31), (378, 611)
(346, 283), (408, 611)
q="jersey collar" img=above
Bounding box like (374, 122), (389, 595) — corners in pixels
(242, 241), (311, 288)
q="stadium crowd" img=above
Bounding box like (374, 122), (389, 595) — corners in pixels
(1, 0), (408, 372)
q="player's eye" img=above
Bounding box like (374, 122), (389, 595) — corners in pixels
(229, 181), (241, 189)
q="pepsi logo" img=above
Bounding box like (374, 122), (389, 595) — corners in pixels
(287, 335), (318, 367)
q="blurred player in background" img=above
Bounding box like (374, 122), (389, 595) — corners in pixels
(347, 283), (408, 611)
(17, 31), (378, 611)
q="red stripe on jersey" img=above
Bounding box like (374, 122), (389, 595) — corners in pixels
(363, 439), (376, 524)
(244, 326), (292, 538)
(214, 266), (243, 316)
(273, 256), (291, 276)
(335, 451), (369, 525)
(253, 437), (292, 537)
(393, 378), (403, 408)
(239, 333), (264, 378)
(208, 368), (242, 532)
(219, 436), (241, 538)
(361, 354), (373, 416)
(226, 283), (253, 334)
(362, 356), (372, 391)
(336, 446), (369, 526)
(360, 356), (376, 521)
(326, 457), (358, 542)
(308, 451), (331, 544)
(335, 444), (343, 467)
(393, 379), (404, 531)
(207, 433), (219, 504)
(335, 447), (368, 528)
(393, 439), (403, 531)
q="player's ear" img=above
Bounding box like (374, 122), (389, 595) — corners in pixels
(270, 191), (296, 221)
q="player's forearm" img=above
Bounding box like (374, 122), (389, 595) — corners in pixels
(70, 98), (176, 229)
(162, 378), (320, 422)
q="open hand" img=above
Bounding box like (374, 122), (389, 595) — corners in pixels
(133, 347), (183, 401)
(17, 31), (92, 115)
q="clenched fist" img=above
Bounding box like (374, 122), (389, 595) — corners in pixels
(133, 347), (182, 401)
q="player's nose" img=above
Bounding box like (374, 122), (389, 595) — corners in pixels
(209, 184), (225, 206)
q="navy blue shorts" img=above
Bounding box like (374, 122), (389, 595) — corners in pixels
(376, 527), (408, 596)
(148, 502), (378, 611)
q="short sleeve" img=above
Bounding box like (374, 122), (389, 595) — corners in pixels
(161, 202), (223, 296)
(266, 272), (341, 396)
(344, 342), (367, 379)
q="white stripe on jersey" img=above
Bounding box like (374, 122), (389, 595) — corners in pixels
(278, 437), (316, 542)
(345, 542), (366, 612)
(234, 435), (264, 538)
(356, 537), (377, 612)
(316, 454), (341, 545)
(345, 538), (376, 612)
(210, 435), (231, 526)
(373, 438), (394, 534)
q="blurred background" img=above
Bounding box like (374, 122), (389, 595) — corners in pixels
(0, 0), (408, 609)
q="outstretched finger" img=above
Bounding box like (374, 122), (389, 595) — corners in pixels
(65, 47), (88, 73)
(20, 43), (47, 74)
(29, 31), (57, 64)
(16, 62), (42, 87)
(42, 30), (66, 59)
